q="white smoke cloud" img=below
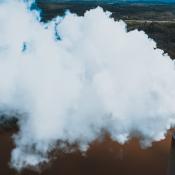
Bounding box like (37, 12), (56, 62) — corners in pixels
(0, 0), (175, 171)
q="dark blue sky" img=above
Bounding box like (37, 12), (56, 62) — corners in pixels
(43, 0), (175, 1)
(39, 0), (175, 2)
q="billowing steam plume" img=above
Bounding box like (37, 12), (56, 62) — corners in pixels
(0, 0), (175, 171)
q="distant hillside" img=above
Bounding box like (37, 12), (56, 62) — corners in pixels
(36, 1), (175, 59)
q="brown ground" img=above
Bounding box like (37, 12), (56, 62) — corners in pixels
(0, 128), (173, 175)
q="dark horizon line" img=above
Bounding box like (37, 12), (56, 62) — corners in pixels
(37, 0), (175, 5)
